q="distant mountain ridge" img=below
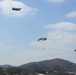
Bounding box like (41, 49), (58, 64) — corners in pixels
(0, 64), (12, 68)
(0, 58), (76, 72)
(19, 58), (76, 72)
(0, 58), (76, 75)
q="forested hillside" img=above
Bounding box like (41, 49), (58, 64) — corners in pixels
(0, 58), (76, 75)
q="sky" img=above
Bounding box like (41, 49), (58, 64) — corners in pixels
(0, 0), (76, 66)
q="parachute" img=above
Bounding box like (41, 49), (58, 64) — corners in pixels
(74, 49), (76, 52)
(37, 37), (47, 50)
(37, 37), (47, 41)
(62, 37), (64, 38)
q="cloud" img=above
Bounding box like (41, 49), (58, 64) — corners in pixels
(35, 22), (76, 49)
(0, 39), (13, 43)
(47, 0), (65, 3)
(0, 0), (38, 17)
(31, 22), (76, 48)
(31, 30), (76, 50)
(46, 22), (76, 30)
(66, 11), (76, 18)
(0, 39), (13, 50)
(0, 44), (12, 49)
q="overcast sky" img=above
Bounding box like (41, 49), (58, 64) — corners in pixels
(0, 0), (76, 66)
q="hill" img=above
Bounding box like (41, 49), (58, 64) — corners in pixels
(19, 58), (76, 72)
(0, 58), (76, 75)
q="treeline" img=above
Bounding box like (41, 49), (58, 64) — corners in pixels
(0, 67), (36, 75)
(0, 67), (75, 75)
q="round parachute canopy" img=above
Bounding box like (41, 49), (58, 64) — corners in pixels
(37, 37), (47, 41)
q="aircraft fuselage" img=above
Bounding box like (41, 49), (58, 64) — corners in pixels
(12, 8), (22, 11)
